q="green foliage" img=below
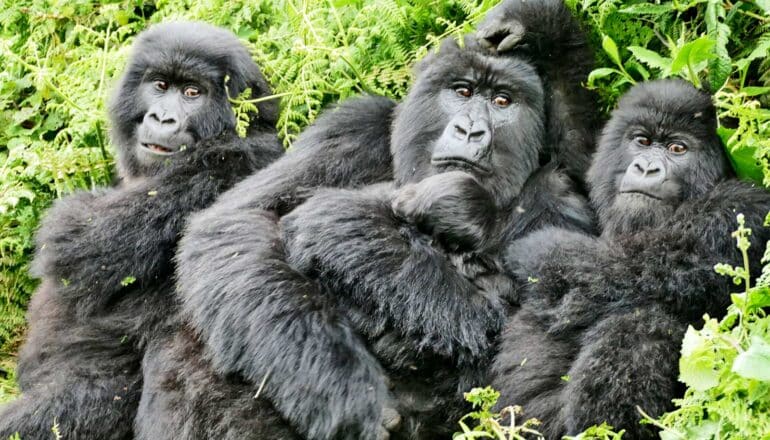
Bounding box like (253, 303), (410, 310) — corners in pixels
(453, 386), (545, 440)
(1, 1), (770, 436)
(642, 214), (770, 440)
(571, 0), (770, 185)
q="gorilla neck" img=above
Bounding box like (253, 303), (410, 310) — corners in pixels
(600, 194), (675, 239)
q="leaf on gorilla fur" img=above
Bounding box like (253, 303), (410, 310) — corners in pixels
(679, 326), (719, 391)
(732, 336), (770, 381)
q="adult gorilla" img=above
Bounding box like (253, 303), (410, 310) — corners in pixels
(0, 22), (284, 439)
(166, 34), (594, 440)
(493, 79), (770, 438)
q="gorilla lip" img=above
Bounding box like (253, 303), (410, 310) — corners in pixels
(618, 190), (662, 201)
(432, 157), (491, 174)
(141, 143), (176, 155)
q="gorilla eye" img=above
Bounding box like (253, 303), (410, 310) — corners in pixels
(184, 86), (201, 98)
(493, 95), (512, 107)
(668, 143), (688, 154)
(154, 80), (169, 91)
(455, 86), (473, 98)
(635, 136), (652, 146)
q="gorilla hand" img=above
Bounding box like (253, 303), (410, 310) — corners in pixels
(392, 171), (497, 252)
(476, 13), (525, 53)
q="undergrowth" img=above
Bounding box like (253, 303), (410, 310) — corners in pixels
(1, 0), (769, 437)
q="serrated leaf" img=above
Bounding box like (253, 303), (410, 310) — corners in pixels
(733, 337), (770, 381)
(628, 46), (671, 71)
(618, 3), (673, 15)
(602, 35), (623, 68)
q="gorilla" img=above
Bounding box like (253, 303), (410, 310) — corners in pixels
(0, 22), (284, 439)
(491, 79), (770, 439)
(157, 28), (594, 440)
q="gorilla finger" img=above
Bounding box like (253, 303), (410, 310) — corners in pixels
(381, 407), (402, 431)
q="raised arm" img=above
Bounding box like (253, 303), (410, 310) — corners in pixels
(31, 133), (280, 312)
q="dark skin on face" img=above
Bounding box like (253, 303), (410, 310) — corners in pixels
(134, 73), (210, 166)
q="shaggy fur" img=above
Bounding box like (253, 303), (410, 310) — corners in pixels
(0, 22), (284, 439)
(167, 35), (595, 440)
(477, 0), (599, 186)
(491, 80), (770, 439)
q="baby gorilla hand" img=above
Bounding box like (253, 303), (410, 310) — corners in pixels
(392, 171), (496, 252)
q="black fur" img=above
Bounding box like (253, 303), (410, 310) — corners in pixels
(476, 0), (599, 186)
(0, 22), (284, 440)
(167, 35), (594, 440)
(491, 79), (770, 439)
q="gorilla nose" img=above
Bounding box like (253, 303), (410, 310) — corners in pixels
(620, 157), (667, 196)
(450, 115), (492, 148)
(145, 109), (181, 134)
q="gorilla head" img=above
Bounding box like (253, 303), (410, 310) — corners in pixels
(588, 79), (733, 237)
(109, 21), (279, 179)
(391, 37), (545, 209)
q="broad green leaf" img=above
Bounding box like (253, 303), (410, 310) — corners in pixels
(628, 46), (671, 71)
(733, 337), (770, 381)
(587, 67), (620, 86)
(670, 37), (716, 75)
(679, 326), (719, 391)
(618, 3), (673, 15)
(601, 35), (623, 69)
(742, 86), (770, 97)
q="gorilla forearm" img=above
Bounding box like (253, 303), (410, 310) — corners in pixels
(282, 185), (508, 364)
(515, 180), (770, 333)
(176, 206), (396, 440)
(32, 137), (275, 307)
(208, 95), (395, 216)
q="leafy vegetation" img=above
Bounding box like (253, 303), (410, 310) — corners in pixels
(1, 0), (769, 437)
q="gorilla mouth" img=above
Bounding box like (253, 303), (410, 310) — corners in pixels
(619, 190), (662, 201)
(432, 157), (491, 174)
(141, 143), (176, 155)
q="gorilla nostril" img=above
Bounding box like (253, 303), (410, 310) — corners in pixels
(161, 117), (177, 125)
(634, 163), (645, 174)
(469, 129), (487, 142)
(645, 167), (661, 176)
(454, 125), (468, 138)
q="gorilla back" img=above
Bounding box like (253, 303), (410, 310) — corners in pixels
(0, 21), (283, 440)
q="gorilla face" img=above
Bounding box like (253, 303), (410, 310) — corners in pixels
(109, 22), (278, 179)
(588, 79), (733, 237)
(391, 38), (545, 209)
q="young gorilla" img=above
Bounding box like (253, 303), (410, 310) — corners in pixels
(492, 79), (770, 439)
(0, 22), (284, 439)
(167, 35), (593, 440)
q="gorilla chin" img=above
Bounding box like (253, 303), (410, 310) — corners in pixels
(603, 192), (675, 238)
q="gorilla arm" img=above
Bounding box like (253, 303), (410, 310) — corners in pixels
(32, 132), (281, 313)
(281, 174), (509, 364)
(210, 95), (395, 216)
(176, 203), (398, 440)
(512, 179), (770, 333)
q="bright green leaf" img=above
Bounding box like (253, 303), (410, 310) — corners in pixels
(733, 337), (770, 381)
